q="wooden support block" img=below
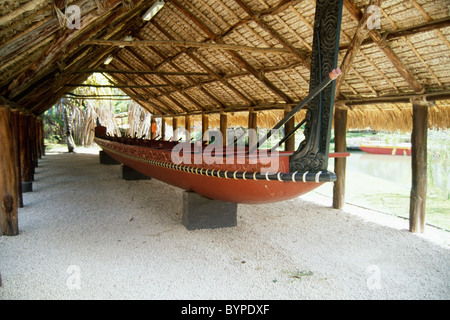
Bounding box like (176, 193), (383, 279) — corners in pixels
(120, 165), (151, 181)
(182, 191), (237, 230)
(99, 150), (120, 165)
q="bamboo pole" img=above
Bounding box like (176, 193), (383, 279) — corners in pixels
(0, 105), (19, 236)
(333, 105), (348, 209)
(409, 97), (431, 233)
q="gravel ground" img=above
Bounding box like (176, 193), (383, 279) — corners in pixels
(0, 146), (449, 300)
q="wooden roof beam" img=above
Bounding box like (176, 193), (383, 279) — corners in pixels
(121, 48), (205, 113)
(7, 1), (128, 99)
(150, 20), (254, 107)
(127, 32), (227, 109)
(112, 54), (186, 113)
(171, 0), (294, 104)
(343, 0), (424, 92)
(335, 0), (375, 98)
(84, 39), (291, 55)
(234, 0), (310, 69)
(72, 69), (210, 76)
(100, 71), (170, 116)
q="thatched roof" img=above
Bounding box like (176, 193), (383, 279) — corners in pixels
(1, 0), (449, 131)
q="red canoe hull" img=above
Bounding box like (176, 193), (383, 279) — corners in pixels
(95, 138), (334, 204)
(360, 144), (411, 156)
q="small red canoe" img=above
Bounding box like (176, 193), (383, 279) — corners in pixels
(360, 143), (411, 156)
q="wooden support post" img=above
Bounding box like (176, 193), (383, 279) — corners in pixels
(248, 108), (257, 149)
(185, 115), (191, 141)
(284, 106), (295, 151)
(0, 106), (19, 236)
(202, 113), (209, 142)
(333, 105), (348, 209)
(220, 111), (227, 145)
(39, 118), (45, 156)
(20, 113), (33, 192)
(29, 115), (37, 169)
(36, 117), (42, 159)
(172, 117), (178, 141)
(409, 97), (431, 233)
(10, 110), (23, 208)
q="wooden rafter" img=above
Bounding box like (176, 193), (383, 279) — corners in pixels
(343, 0), (424, 92)
(335, 0), (374, 98)
(113, 54), (186, 113)
(72, 69), (210, 76)
(84, 39), (291, 54)
(130, 33), (226, 109)
(150, 20), (254, 106)
(171, 0), (294, 104)
(7, 0), (129, 99)
(116, 49), (202, 112)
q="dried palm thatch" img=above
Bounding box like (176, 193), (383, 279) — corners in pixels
(126, 101), (152, 138)
(0, 0), (449, 133)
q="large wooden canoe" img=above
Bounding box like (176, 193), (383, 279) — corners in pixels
(95, 132), (346, 204)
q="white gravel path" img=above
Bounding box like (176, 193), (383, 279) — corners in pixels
(0, 146), (449, 300)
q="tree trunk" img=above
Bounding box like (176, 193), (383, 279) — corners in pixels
(63, 101), (75, 153)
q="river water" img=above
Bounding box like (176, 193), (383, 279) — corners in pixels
(345, 149), (449, 198)
(346, 150), (412, 188)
